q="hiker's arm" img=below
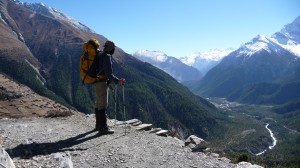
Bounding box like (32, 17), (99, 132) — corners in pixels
(103, 55), (119, 84)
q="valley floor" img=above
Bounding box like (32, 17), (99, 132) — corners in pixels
(207, 97), (300, 168)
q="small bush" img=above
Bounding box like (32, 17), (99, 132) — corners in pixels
(237, 153), (249, 162)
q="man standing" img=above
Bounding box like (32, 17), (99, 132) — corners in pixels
(94, 40), (126, 134)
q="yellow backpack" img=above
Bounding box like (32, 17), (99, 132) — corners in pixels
(79, 38), (101, 84)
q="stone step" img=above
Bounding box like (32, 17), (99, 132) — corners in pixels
(156, 130), (169, 137)
(135, 124), (152, 131)
(125, 119), (141, 125)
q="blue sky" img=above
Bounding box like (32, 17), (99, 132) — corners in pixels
(21, 0), (300, 58)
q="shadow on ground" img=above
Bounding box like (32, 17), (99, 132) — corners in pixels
(6, 129), (101, 159)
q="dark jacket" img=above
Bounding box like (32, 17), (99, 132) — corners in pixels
(97, 52), (119, 84)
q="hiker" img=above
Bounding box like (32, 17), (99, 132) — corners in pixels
(94, 40), (126, 134)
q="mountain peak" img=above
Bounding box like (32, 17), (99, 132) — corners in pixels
(244, 34), (272, 53)
(253, 34), (268, 41)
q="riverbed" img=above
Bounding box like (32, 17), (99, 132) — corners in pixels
(256, 123), (277, 156)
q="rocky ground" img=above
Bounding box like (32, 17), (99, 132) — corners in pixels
(0, 74), (263, 168)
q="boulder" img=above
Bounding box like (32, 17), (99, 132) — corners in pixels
(53, 152), (73, 168)
(0, 147), (16, 168)
(236, 161), (264, 168)
(185, 135), (208, 152)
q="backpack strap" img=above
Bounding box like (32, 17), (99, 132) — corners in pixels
(95, 50), (107, 81)
(81, 52), (89, 84)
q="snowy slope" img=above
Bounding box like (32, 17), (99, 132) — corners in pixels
(237, 34), (286, 57)
(133, 50), (168, 63)
(181, 49), (234, 65)
(272, 16), (300, 57)
(19, 1), (94, 33)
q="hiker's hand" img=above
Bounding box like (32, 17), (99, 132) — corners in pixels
(118, 78), (126, 85)
(106, 80), (111, 86)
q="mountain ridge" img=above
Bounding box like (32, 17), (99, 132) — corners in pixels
(132, 50), (202, 82)
(180, 49), (234, 75)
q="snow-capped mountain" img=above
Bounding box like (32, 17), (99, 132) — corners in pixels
(236, 17), (300, 58)
(180, 49), (234, 75)
(235, 16), (300, 58)
(133, 50), (202, 82)
(182, 17), (300, 76)
(193, 16), (300, 105)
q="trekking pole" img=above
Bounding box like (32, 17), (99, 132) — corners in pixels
(122, 84), (127, 135)
(114, 85), (117, 126)
(0, 163), (8, 168)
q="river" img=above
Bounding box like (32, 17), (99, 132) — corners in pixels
(208, 98), (278, 156)
(255, 123), (277, 156)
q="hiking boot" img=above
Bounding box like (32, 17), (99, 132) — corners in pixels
(94, 108), (101, 130)
(96, 108), (114, 134)
(98, 127), (114, 135)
